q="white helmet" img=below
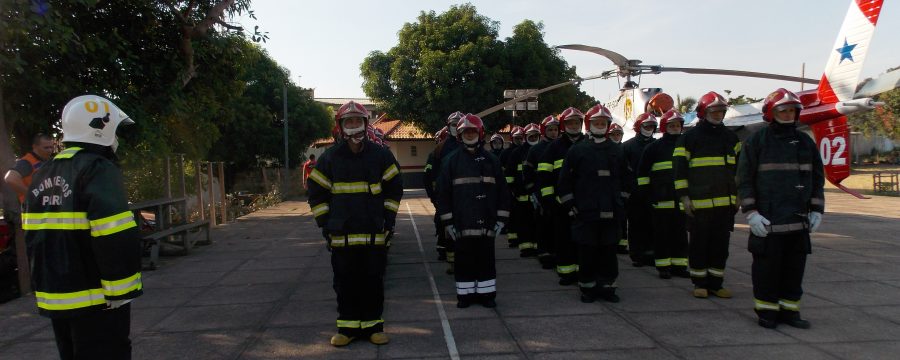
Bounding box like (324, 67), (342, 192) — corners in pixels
(61, 95), (134, 151)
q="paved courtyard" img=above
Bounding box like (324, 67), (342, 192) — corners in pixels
(2, 190), (900, 359)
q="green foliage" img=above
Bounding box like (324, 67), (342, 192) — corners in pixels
(677, 96), (697, 113)
(1, 1), (332, 201)
(848, 88), (900, 139)
(722, 90), (762, 105)
(361, 5), (596, 133)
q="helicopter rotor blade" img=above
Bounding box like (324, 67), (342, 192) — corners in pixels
(475, 74), (605, 118)
(557, 44), (630, 68)
(656, 67), (819, 85)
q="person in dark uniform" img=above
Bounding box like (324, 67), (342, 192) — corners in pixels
(436, 114), (511, 308)
(24, 95), (142, 359)
(622, 113), (658, 267)
(557, 103), (625, 303)
(488, 133), (505, 158)
(308, 101), (403, 346)
(537, 108), (584, 285)
(673, 91), (741, 299)
(507, 123), (540, 257)
(499, 126), (524, 248)
(737, 88), (824, 329)
(636, 110), (690, 279)
(523, 115), (559, 268)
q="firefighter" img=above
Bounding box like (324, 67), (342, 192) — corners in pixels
(24, 95), (142, 359)
(673, 91), (741, 299)
(636, 110), (690, 279)
(436, 114), (511, 308)
(737, 88), (824, 329)
(499, 125), (524, 248)
(623, 112), (658, 267)
(424, 127), (450, 261)
(308, 100), (403, 346)
(507, 123), (540, 257)
(607, 124), (629, 254)
(557, 104), (624, 303)
(646, 92), (675, 116)
(523, 115), (559, 268)
(488, 133), (505, 158)
(537, 108), (584, 285)
(432, 113), (466, 272)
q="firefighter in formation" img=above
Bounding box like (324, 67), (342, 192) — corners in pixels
(522, 115), (560, 268)
(308, 100), (403, 346)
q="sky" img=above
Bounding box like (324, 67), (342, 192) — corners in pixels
(236, 0), (900, 103)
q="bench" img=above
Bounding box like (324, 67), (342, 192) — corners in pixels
(141, 220), (210, 270)
(873, 172), (899, 194)
(130, 197), (211, 270)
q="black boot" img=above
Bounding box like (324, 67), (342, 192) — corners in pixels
(558, 274), (577, 286)
(579, 287), (596, 303)
(671, 267), (691, 278)
(597, 286), (620, 303)
(757, 310), (778, 329)
(658, 268), (672, 279)
(778, 311), (811, 329)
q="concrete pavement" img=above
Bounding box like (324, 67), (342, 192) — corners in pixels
(2, 190), (900, 359)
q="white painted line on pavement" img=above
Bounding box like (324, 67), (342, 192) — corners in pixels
(406, 203), (460, 360)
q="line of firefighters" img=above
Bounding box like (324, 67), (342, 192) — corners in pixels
(422, 88), (825, 331)
(308, 88), (825, 347)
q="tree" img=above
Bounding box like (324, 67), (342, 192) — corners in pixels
(498, 20), (596, 130)
(848, 87), (900, 139)
(723, 90), (762, 105)
(361, 5), (596, 133)
(1, 1), (331, 200)
(677, 95), (697, 113)
(362, 4), (506, 132)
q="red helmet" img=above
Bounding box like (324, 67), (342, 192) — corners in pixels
(585, 104), (613, 121)
(435, 126), (449, 143)
(633, 112), (658, 132)
(696, 91), (728, 120)
(457, 113), (485, 141)
(659, 109), (685, 130)
(524, 123), (540, 136)
(559, 107), (585, 121)
(646, 93), (675, 115)
(762, 88), (803, 122)
(335, 101), (369, 137)
(510, 125), (525, 138)
(447, 111), (465, 125)
(539, 115), (560, 136)
(607, 123), (624, 136)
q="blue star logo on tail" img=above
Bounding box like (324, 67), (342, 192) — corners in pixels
(835, 38), (857, 63)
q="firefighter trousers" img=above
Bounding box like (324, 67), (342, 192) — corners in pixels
(51, 304), (132, 360)
(626, 200), (654, 264)
(554, 211), (578, 280)
(535, 204), (556, 259)
(572, 219), (619, 288)
(512, 200), (535, 252)
(749, 232), (809, 318)
(332, 246), (388, 337)
(454, 235), (497, 301)
(652, 208), (689, 271)
(688, 212), (732, 290)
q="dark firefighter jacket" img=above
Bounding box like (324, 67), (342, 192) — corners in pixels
(622, 133), (656, 199)
(425, 137), (460, 202)
(505, 142), (532, 201)
(498, 143), (519, 176)
(557, 137), (627, 223)
(536, 134), (582, 208)
(636, 133), (682, 210)
(23, 144), (142, 318)
(673, 120), (741, 214)
(423, 150), (438, 201)
(436, 147), (511, 237)
(307, 140), (403, 247)
(736, 121), (825, 234)
(522, 140), (551, 197)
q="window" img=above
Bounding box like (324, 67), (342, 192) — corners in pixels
(410, 145), (417, 157)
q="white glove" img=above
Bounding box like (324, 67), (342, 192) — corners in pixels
(747, 211), (770, 237)
(808, 211), (822, 233)
(445, 225), (459, 242)
(106, 299), (132, 310)
(493, 221), (505, 240)
(568, 207), (578, 218)
(680, 196), (695, 217)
